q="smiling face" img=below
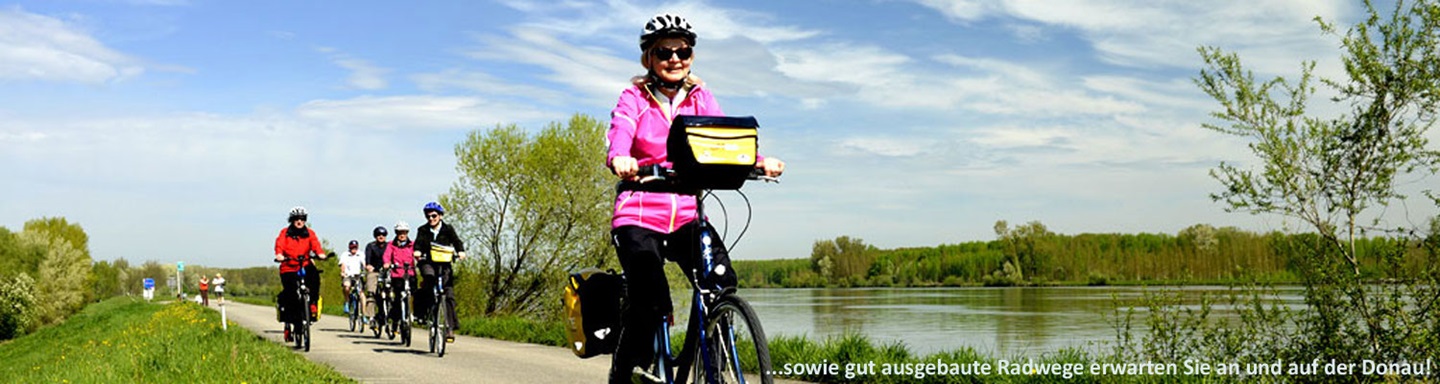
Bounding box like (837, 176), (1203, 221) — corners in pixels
(645, 37), (693, 83)
(426, 211), (442, 226)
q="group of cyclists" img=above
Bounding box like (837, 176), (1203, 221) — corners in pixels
(267, 12), (784, 382)
(272, 202), (465, 346)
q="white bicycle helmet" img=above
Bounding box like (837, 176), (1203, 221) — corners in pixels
(288, 206), (308, 221)
(640, 13), (696, 51)
(394, 220), (410, 232)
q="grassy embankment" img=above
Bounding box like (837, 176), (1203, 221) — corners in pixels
(0, 297), (351, 383)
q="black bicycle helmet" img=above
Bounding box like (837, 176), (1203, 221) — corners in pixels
(639, 13), (696, 52)
(373, 226), (388, 237)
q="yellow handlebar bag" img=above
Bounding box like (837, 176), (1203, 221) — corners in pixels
(430, 244), (456, 263)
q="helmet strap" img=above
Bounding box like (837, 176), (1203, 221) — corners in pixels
(647, 71), (687, 92)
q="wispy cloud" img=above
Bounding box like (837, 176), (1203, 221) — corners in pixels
(0, 6), (143, 83)
(317, 47), (390, 90)
(295, 95), (558, 130)
(915, 0), (1351, 74)
(334, 58), (389, 90)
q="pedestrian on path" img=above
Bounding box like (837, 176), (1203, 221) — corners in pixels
(199, 275), (211, 306)
(212, 273), (226, 304)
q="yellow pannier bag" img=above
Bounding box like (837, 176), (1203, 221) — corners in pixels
(563, 267), (622, 358)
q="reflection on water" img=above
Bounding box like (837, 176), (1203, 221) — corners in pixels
(740, 286), (1305, 357)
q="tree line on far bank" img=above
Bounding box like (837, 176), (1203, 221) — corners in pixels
(735, 220), (1437, 289)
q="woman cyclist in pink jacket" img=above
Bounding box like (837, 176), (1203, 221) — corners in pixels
(605, 13), (784, 384)
(382, 220), (417, 326)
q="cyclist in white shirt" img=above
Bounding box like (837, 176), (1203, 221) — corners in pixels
(339, 240), (367, 315)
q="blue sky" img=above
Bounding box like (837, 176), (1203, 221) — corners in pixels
(4, 0), (1431, 268)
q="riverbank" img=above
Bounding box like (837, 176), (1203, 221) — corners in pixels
(0, 297), (351, 383)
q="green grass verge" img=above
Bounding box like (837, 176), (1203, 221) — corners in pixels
(458, 315), (569, 348)
(0, 297), (352, 383)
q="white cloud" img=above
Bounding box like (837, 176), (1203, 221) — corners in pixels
(413, 69), (570, 103)
(968, 126), (1072, 149)
(837, 137), (933, 157)
(317, 47), (390, 90)
(912, 0), (999, 22)
(0, 6), (143, 83)
(334, 58), (389, 90)
(295, 95), (558, 130)
(914, 0), (1349, 74)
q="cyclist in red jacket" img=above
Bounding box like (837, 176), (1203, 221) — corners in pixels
(274, 206), (327, 342)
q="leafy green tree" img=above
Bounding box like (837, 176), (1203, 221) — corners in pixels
(994, 220), (1053, 282)
(85, 259), (128, 301)
(809, 236), (876, 285)
(442, 114), (613, 317)
(1197, 0), (1440, 363)
(20, 228), (90, 326)
(0, 227), (45, 278)
(23, 217), (90, 262)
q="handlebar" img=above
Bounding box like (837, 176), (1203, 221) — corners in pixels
(275, 252), (325, 263)
(634, 164), (779, 184)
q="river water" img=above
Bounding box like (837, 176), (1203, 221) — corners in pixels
(736, 286), (1306, 357)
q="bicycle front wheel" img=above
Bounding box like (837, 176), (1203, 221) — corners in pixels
(436, 296), (449, 358)
(429, 306), (439, 353)
(349, 295), (359, 332)
(692, 295), (772, 384)
(373, 298), (386, 338)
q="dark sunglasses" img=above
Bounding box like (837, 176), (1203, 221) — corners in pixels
(650, 46), (693, 61)
(426, 213), (441, 219)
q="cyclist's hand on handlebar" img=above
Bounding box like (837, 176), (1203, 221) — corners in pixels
(612, 156), (639, 180)
(759, 157), (785, 178)
(275, 254), (285, 262)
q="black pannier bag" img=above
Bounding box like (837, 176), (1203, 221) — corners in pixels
(667, 115), (759, 190)
(563, 267), (624, 358)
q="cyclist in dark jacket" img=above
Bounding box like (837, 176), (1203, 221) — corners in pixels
(363, 226), (388, 329)
(414, 201), (465, 342)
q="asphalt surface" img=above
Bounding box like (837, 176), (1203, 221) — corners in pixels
(219, 300), (803, 384)
(219, 300), (614, 383)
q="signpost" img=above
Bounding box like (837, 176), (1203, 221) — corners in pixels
(142, 278), (155, 301)
(176, 261), (184, 301)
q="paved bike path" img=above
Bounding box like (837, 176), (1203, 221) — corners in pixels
(219, 300), (613, 383)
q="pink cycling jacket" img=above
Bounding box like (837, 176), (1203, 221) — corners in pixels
(383, 240), (416, 279)
(607, 76), (722, 234)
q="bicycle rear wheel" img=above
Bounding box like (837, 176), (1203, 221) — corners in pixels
(692, 295), (772, 384)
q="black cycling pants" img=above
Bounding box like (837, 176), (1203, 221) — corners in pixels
(278, 264), (320, 323)
(418, 263), (457, 332)
(608, 221), (725, 383)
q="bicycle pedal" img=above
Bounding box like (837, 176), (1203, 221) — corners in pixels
(630, 367), (663, 384)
